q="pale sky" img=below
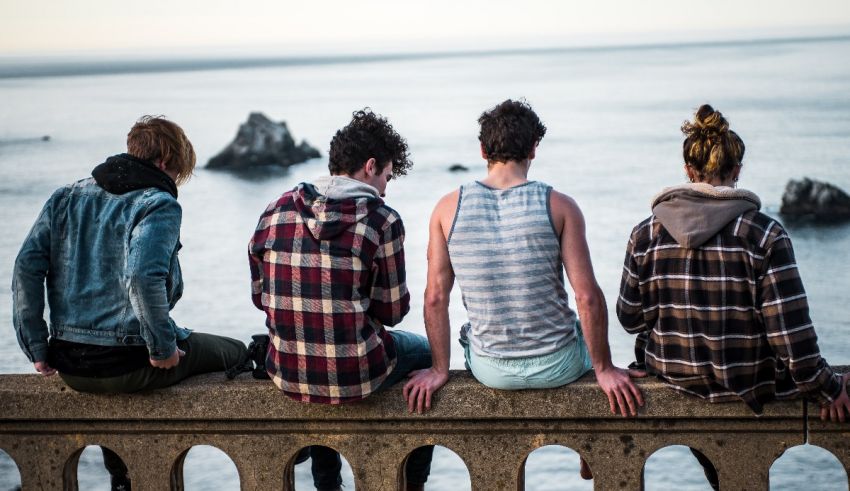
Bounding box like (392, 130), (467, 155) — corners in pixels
(1, 0), (850, 56)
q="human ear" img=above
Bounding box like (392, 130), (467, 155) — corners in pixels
(364, 157), (377, 176)
(684, 164), (695, 183)
(732, 164), (742, 181)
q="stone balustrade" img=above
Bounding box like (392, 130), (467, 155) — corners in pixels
(0, 367), (848, 490)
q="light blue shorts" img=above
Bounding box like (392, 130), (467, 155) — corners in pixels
(460, 322), (593, 390)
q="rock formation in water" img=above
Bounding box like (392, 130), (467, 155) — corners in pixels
(780, 178), (850, 223)
(448, 163), (469, 172)
(207, 112), (320, 169)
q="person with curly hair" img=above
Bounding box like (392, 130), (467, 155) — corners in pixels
(249, 109), (432, 491)
(403, 99), (645, 480)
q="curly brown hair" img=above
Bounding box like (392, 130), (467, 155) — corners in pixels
(328, 109), (412, 177)
(478, 99), (547, 164)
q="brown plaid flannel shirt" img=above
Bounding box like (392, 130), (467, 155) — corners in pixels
(249, 183), (409, 404)
(617, 210), (841, 414)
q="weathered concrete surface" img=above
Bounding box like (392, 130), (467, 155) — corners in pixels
(805, 377), (850, 484)
(0, 368), (844, 490)
(0, 370), (803, 421)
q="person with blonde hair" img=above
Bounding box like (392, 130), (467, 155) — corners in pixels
(617, 103), (849, 487)
(13, 116), (250, 490)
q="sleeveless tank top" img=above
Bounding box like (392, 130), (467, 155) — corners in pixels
(448, 181), (578, 358)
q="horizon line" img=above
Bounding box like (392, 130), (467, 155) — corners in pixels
(1, 33), (849, 80)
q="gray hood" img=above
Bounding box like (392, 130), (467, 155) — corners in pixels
(293, 175), (383, 241)
(312, 175), (379, 200)
(651, 183), (761, 248)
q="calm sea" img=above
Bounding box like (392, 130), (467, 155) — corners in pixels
(1, 37), (849, 490)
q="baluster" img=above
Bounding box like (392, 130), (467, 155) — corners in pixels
(120, 441), (183, 491)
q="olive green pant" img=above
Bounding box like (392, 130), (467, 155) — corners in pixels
(59, 332), (248, 393)
(59, 332), (248, 478)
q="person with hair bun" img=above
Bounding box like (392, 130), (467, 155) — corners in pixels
(617, 104), (849, 421)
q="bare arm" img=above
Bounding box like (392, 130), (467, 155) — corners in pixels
(551, 190), (644, 416)
(403, 190), (458, 413)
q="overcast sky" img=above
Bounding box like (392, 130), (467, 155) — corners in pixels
(2, 0), (850, 56)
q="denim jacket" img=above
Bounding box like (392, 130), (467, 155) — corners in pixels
(13, 177), (190, 363)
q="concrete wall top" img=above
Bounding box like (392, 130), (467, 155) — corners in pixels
(1, 367), (830, 421)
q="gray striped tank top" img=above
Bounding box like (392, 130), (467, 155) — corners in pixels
(448, 181), (578, 358)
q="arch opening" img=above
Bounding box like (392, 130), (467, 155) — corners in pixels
(288, 445), (355, 490)
(401, 445), (471, 490)
(71, 445), (130, 491)
(177, 445), (241, 490)
(0, 448), (21, 491)
(523, 444), (592, 491)
(642, 445), (718, 491)
(770, 444), (848, 491)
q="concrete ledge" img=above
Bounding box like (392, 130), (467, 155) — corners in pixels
(0, 367), (846, 490)
(0, 369), (806, 421)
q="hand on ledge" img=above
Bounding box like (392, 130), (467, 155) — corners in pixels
(149, 348), (185, 370)
(403, 368), (449, 414)
(821, 373), (850, 422)
(33, 361), (57, 376)
(595, 365), (646, 417)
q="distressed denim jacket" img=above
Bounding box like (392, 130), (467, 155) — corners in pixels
(13, 177), (190, 363)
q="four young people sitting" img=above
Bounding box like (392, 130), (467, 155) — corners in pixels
(12, 102), (850, 491)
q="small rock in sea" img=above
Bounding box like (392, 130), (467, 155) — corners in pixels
(448, 164), (469, 172)
(41, 135), (51, 141)
(780, 178), (850, 223)
(207, 112), (320, 169)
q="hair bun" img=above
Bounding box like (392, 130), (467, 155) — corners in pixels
(682, 104), (729, 139)
(680, 103), (745, 179)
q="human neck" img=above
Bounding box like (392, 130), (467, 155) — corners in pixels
(696, 177), (736, 187)
(480, 160), (530, 189)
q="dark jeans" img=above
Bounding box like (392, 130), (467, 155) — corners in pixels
(304, 330), (434, 490)
(59, 332), (248, 480)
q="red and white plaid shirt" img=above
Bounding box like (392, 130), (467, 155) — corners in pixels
(249, 182), (409, 404)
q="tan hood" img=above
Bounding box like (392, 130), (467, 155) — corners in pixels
(651, 183), (761, 248)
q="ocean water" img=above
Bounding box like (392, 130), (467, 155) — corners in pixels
(1, 37), (849, 489)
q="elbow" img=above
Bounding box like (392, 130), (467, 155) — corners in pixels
(574, 289), (604, 313)
(424, 288), (449, 311)
(127, 271), (169, 305)
(129, 270), (167, 287)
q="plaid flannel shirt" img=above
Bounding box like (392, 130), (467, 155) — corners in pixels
(249, 183), (409, 404)
(617, 210), (841, 414)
